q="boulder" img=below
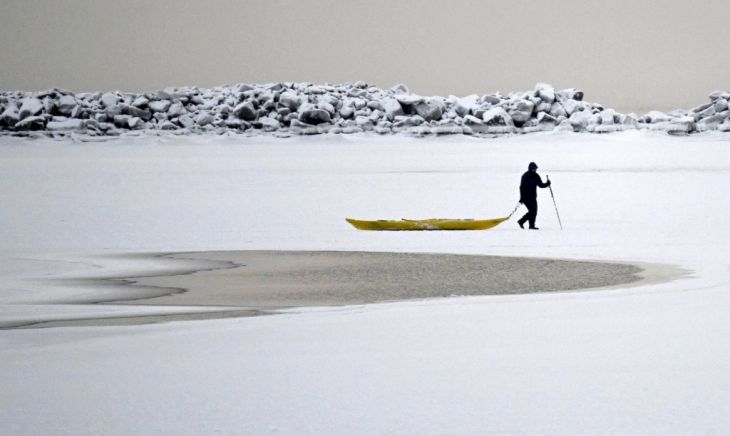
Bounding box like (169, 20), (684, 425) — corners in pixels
(374, 121), (392, 134)
(148, 100), (171, 113)
(549, 102), (567, 118)
(46, 119), (84, 131)
(644, 111), (671, 123)
(128, 117), (145, 130)
(233, 102), (257, 121)
(569, 110), (591, 131)
(276, 106), (291, 118)
(349, 98), (366, 110)
(167, 102), (187, 118)
(621, 113), (638, 128)
(113, 114), (131, 128)
(692, 102), (713, 113)
(340, 106), (355, 119)
(390, 83), (410, 94)
(14, 115), (46, 130)
(708, 91), (724, 101)
(415, 98), (444, 122)
(278, 92), (301, 111)
(383, 98), (404, 121)
(463, 115), (489, 134)
(42, 97), (55, 114)
(535, 101), (552, 113)
(507, 99), (534, 123)
(224, 118), (242, 129)
(317, 94), (340, 109)
(482, 107), (514, 126)
(454, 95), (479, 117)
(696, 104), (716, 119)
(159, 121), (178, 130)
(100, 92), (119, 108)
(132, 96), (149, 108)
(535, 83), (556, 103)
(318, 101), (336, 116)
(558, 88), (584, 101)
(536, 112), (558, 125)
(482, 94), (502, 105)
(393, 115), (425, 128)
(564, 99), (587, 116)
(355, 115), (374, 130)
(0, 104), (19, 126)
(19, 97), (44, 120)
(177, 114), (195, 129)
(395, 94), (423, 113)
(56, 95), (77, 115)
(83, 119), (99, 131)
(196, 112), (215, 127)
(656, 116), (695, 135)
(367, 100), (385, 112)
(120, 104), (152, 121)
(713, 99), (728, 113)
(259, 116), (280, 132)
(299, 106), (331, 125)
(600, 109), (616, 125)
(156, 90), (172, 101)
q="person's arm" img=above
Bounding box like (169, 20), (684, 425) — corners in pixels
(536, 173), (551, 188)
(519, 175), (526, 203)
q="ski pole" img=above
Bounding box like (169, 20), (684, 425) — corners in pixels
(547, 175), (563, 230)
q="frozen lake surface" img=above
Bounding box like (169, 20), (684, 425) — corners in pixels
(1, 131), (729, 434)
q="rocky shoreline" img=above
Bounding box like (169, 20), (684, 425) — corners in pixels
(1, 82), (729, 137)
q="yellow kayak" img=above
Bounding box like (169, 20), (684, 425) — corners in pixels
(346, 216), (510, 231)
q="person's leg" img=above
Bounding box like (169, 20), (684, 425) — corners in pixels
(528, 202), (538, 228)
(518, 209), (529, 228)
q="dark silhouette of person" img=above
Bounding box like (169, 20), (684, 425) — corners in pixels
(518, 162), (551, 230)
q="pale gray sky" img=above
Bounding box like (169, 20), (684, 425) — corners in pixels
(1, 0), (728, 112)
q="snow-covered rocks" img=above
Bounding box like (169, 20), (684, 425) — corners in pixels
(1, 82), (729, 137)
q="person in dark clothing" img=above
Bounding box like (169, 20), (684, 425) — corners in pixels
(518, 162), (551, 230)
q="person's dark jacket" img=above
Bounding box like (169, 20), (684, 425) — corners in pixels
(519, 171), (550, 203)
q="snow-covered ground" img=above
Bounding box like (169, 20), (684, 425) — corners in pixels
(1, 131), (730, 434)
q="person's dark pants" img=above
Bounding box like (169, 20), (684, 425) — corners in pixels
(519, 200), (538, 228)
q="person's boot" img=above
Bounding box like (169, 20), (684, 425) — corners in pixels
(517, 219), (525, 229)
(529, 226), (539, 230)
